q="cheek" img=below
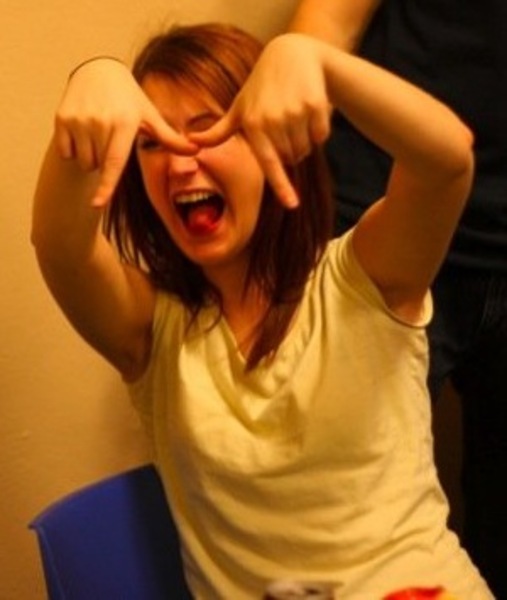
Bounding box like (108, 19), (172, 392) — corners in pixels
(204, 134), (260, 170)
(205, 141), (265, 197)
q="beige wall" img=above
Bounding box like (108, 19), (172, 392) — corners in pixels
(0, 1), (297, 597)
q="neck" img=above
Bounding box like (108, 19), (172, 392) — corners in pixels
(202, 258), (269, 356)
(203, 256), (251, 307)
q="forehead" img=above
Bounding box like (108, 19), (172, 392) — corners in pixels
(141, 74), (223, 124)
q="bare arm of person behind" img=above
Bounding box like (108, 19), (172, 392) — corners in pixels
(31, 60), (196, 380)
(288, 0), (381, 50)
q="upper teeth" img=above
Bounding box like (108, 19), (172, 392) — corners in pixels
(174, 191), (214, 205)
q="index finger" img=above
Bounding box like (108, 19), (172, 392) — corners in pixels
(92, 115), (198, 207)
(249, 131), (299, 209)
(143, 102), (198, 155)
(91, 124), (136, 207)
(188, 110), (238, 148)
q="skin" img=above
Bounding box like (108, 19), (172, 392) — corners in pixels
(53, 1), (381, 208)
(136, 76), (265, 281)
(32, 33), (473, 383)
(288, 0), (381, 49)
(192, 0), (382, 204)
(136, 76), (268, 356)
(55, 59), (198, 207)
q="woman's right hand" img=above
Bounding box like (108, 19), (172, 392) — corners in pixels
(54, 57), (196, 206)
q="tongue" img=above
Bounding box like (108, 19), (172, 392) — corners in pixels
(186, 204), (220, 235)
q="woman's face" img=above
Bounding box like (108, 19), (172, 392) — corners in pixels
(136, 74), (265, 281)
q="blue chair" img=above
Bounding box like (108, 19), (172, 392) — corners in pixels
(29, 464), (193, 599)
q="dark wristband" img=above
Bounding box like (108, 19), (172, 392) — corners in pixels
(68, 56), (124, 81)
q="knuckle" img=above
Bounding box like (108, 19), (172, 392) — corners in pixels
(242, 112), (264, 132)
(105, 155), (124, 170)
(262, 154), (285, 175)
(54, 110), (75, 129)
(312, 123), (330, 144)
(77, 157), (97, 172)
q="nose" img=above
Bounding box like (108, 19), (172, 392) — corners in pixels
(166, 151), (199, 177)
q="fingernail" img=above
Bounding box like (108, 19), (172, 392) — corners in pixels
(286, 195), (299, 209)
(91, 195), (106, 208)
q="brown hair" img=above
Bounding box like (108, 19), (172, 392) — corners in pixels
(106, 23), (334, 369)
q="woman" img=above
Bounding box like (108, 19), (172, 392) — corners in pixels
(32, 23), (492, 599)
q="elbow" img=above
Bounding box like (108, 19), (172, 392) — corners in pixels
(433, 122), (475, 204)
(30, 215), (61, 269)
(460, 123), (475, 171)
(30, 215), (47, 254)
(31, 214), (51, 264)
(443, 125), (475, 213)
(448, 122), (475, 180)
(455, 128), (475, 201)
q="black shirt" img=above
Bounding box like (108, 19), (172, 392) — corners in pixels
(327, 0), (507, 271)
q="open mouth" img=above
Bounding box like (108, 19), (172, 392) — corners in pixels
(174, 191), (225, 235)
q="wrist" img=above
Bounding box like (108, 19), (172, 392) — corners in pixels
(68, 55), (124, 81)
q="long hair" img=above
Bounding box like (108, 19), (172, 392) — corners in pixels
(105, 23), (334, 369)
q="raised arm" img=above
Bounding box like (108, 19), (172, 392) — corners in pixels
(32, 137), (154, 380)
(311, 36), (473, 316)
(31, 61), (194, 379)
(288, 0), (381, 50)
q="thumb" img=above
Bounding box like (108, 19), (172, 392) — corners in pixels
(188, 109), (238, 147)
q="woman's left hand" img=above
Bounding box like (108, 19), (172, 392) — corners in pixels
(190, 34), (332, 209)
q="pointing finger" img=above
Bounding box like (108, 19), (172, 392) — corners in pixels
(143, 102), (197, 155)
(91, 124), (136, 207)
(249, 131), (299, 209)
(188, 109), (238, 148)
(308, 103), (332, 145)
(264, 156), (299, 209)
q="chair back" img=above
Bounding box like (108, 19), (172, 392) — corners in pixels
(29, 464), (192, 599)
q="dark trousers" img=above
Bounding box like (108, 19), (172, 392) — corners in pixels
(428, 265), (507, 599)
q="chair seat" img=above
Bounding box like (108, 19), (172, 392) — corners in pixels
(29, 464), (192, 599)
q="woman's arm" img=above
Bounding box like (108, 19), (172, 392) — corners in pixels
(312, 36), (473, 317)
(32, 137), (155, 380)
(31, 61), (195, 379)
(288, 0), (381, 51)
(289, 0), (471, 316)
(55, 58), (195, 206)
